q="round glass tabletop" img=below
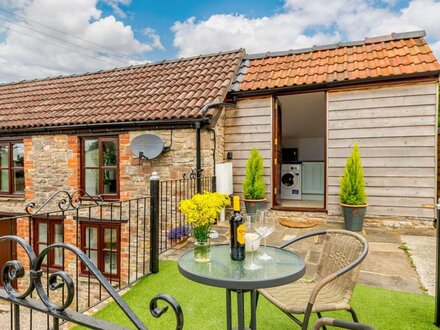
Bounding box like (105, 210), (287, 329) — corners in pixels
(178, 244), (305, 290)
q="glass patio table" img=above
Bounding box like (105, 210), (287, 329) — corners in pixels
(178, 244), (305, 330)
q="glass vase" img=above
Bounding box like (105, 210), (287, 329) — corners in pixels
(194, 240), (211, 263)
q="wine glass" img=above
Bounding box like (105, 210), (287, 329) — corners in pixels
(244, 215), (261, 270)
(256, 210), (275, 261)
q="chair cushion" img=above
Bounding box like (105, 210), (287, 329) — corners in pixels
(258, 279), (352, 314)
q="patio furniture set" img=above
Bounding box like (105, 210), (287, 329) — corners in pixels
(178, 229), (373, 330)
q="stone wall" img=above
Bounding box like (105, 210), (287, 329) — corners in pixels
(119, 127), (217, 200)
(25, 135), (80, 206)
(271, 209), (434, 230)
(0, 126), (220, 210)
(0, 135), (79, 215)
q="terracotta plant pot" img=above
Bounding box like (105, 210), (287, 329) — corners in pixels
(341, 203), (367, 231)
(243, 198), (267, 215)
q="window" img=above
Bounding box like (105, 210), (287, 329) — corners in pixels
(33, 218), (63, 269)
(0, 141), (24, 195)
(82, 137), (118, 198)
(81, 222), (120, 278)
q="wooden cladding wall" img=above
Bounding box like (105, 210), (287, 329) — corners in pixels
(328, 82), (438, 219)
(438, 131), (440, 200)
(224, 97), (272, 203)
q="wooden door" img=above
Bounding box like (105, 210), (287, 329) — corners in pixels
(272, 98), (282, 206)
(0, 218), (16, 287)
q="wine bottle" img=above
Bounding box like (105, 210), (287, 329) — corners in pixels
(230, 196), (245, 261)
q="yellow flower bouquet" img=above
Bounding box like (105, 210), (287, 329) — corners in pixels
(179, 191), (231, 242)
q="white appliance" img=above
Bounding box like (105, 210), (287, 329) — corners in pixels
(280, 164), (301, 200)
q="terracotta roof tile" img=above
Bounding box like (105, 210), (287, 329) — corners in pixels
(0, 50), (244, 130)
(234, 32), (440, 92)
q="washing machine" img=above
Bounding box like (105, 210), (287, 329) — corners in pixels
(280, 164), (301, 200)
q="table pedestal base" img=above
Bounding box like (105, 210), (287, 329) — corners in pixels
(226, 289), (258, 330)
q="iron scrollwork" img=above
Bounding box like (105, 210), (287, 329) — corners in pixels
(150, 294), (184, 330)
(0, 235), (184, 329)
(25, 189), (104, 215)
(183, 168), (197, 179)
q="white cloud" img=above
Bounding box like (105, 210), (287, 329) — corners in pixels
(172, 14), (340, 57)
(431, 41), (440, 56)
(84, 15), (151, 54)
(102, 0), (131, 18)
(0, 0), (31, 10)
(172, 0), (440, 59)
(142, 27), (165, 51)
(0, 0), (163, 83)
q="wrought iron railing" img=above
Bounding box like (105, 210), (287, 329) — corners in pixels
(0, 235), (183, 329)
(158, 175), (215, 254)
(0, 173), (215, 328)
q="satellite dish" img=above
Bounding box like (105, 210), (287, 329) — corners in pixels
(131, 134), (165, 162)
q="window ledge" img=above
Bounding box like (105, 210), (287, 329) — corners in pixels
(0, 195), (25, 202)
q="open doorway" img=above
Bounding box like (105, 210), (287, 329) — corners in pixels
(274, 92), (326, 210)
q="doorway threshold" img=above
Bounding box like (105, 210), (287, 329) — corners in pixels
(271, 205), (327, 213)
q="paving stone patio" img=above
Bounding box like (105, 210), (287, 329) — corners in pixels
(161, 221), (436, 295)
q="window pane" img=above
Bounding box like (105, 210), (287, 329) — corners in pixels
(85, 169), (99, 195)
(12, 143), (24, 167)
(38, 243), (47, 253)
(0, 145), (8, 167)
(86, 250), (98, 267)
(1, 169), (8, 192)
(54, 223), (63, 243)
(102, 141), (117, 166)
(38, 223), (48, 242)
(38, 243), (48, 263)
(84, 139), (99, 167)
(54, 248), (63, 266)
(13, 169), (24, 193)
(104, 252), (117, 274)
(103, 169), (117, 194)
(85, 227), (98, 248)
(104, 228), (117, 249)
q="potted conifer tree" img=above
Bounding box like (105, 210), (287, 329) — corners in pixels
(340, 143), (367, 231)
(242, 147), (266, 214)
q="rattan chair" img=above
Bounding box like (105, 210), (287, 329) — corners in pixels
(312, 317), (375, 330)
(257, 229), (369, 330)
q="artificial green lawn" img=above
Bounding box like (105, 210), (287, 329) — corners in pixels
(79, 261), (436, 330)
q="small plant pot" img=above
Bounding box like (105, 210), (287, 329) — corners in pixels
(193, 240), (211, 263)
(341, 204), (367, 231)
(243, 198), (267, 215)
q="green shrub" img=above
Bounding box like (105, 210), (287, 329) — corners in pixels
(242, 147), (266, 199)
(340, 143), (367, 205)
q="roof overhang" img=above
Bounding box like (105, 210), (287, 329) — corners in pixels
(0, 117), (213, 138)
(229, 72), (440, 99)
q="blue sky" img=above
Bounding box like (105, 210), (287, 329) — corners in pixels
(102, 0), (283, 61)
(0, 0), (439, 83)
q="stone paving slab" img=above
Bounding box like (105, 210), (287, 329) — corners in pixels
(162, 221), (428, 296)
(360, 250), (417, 277)
(358, 271), (422, 293)
(401, 235), (436, 295)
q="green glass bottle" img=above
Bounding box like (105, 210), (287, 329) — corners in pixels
(230, 196), (245, 261)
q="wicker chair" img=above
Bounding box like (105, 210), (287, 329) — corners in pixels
(312, 317), (375, 330)
(257, 229), (369, 330)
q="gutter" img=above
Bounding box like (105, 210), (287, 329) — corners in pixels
(0, 117), (211, 137)
(195, 102), (236, 193)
